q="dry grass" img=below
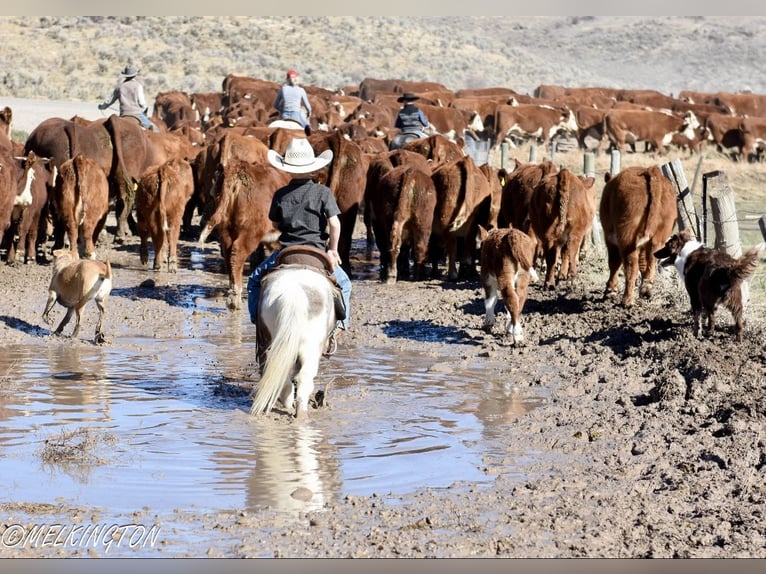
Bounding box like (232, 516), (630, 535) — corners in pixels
(1, 16), (765, 101)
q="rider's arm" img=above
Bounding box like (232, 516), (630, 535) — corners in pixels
(302, 89), (312, 118)
(99, 89), (118, 110)
(327, 214), (341, 268)
(273, 89), (284, 112)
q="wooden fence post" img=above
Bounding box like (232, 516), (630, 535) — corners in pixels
(703, 170), (750, 308)
(582, 152), (603, 252)
(661, 159), (700, 239)
(500, 142), (509, 171)
(609, 149), (621, 175)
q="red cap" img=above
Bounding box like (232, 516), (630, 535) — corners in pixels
(286, 69), (299, 78)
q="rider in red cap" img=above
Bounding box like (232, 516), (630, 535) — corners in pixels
(274, 69), (312, 132)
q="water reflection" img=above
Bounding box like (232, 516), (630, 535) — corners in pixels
(0, 332), (547, 515)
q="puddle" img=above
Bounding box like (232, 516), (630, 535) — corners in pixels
(0, 321), (547, 518)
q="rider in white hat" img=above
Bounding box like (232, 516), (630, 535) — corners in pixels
(248, 138), (351, 354)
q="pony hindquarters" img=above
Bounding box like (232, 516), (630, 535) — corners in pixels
(250, 267), (336, 418)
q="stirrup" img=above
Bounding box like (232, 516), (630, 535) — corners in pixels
(324, 325), (340, 356)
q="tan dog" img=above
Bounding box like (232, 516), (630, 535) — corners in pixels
(42, 249), (113, 344)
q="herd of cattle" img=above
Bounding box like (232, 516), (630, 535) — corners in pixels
(0, 75), (763, 330)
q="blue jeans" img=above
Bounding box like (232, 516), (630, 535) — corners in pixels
(124, 112), (160, 132)
(280, 110), (308, 128)
(247, 250), (351, 330)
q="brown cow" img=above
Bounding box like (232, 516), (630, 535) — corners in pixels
(604, 109), (701, 154)
(53, 154), (110, 260)
(704, 112), (746, 159)
(198, 160), (290, 310)
(599, 165), (678, 307)
(492, 104), (578, 149)
(369, 163), (436, 283)
(430, 155), (493, 280)
(415, 103), (467, 142)
(309, 131), (369, 276)
(0, 106), (12, 151)
(571, 105), (607, 152)
(152, 90), (196, 131)
(739, 116), (766, 162)
(403, 134), (464, 168)
(529, 168), (596, 288)
(478, 225), (538, 345)
(3, 151), (51, 264)
(499, 159), (558, 253)
(136, 158), (195, 272)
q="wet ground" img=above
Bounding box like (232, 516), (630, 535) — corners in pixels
(1, 214), (765, 558)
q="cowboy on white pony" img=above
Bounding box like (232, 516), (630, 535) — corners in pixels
(247, 138), (351, 353)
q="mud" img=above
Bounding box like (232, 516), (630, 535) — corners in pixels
(0, 213), (764, 557)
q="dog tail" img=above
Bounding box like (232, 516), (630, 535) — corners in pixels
(730, 248), (759, 283)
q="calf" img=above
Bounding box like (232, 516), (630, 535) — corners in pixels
(478, 225), (538, 345)
(52, 154), (110, 259)
(198, 160), (290, 310)
(599, 165), (678, 306)
(4, 151), (51, 264)
(136, 158), (195, 272)
(529, 168), (596, 288)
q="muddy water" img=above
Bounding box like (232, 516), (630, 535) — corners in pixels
(0, 321), (547, 519)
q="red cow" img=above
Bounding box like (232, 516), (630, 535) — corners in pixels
(198, 160), (290, 310)
(499, 159), (558, 257)
(369, 163), (436, 283)
(529, 168), (596, 288)
(604, 109), (701, 154)
(136, 158), (195, 273)
(53, 154), (110, 259)
(478, 225), (538, 345)
(599, 165), (678, 307)
(430, 155), (493, 280)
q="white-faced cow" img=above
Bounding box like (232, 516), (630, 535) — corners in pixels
(604, 109), (701, 154)
(478, 225), (538, 346)
(492, 104), (578, 149)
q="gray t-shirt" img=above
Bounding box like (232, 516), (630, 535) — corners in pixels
(269, 179), (340, 249)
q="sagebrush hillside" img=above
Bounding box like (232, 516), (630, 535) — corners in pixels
(1, 16), (765, 102)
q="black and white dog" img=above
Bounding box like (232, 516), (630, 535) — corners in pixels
(654, 230), (760, 341)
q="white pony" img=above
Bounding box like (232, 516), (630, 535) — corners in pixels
(250, 266), (337, 419)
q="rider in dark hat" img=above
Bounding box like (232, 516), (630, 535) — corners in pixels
(98, 65), (159, 132)
(394, 93), (429, 138)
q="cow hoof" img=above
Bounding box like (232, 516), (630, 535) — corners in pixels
(94, 332), (109, 345)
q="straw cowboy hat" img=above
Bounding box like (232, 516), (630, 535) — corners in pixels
(120, 65), (140, 78)
(267, 138), (333, 174)
(397, 92), (420, 103)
